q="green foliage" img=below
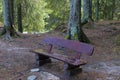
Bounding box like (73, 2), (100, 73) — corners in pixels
(23, 0), (51, 32)
(45, 0), (70, 30)
(0, 0), (120, 32)
(15, 0), (51, 32)
(92, 0), (120, 20)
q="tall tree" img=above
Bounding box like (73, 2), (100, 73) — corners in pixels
(17, 2), (23, 33)
(68, 0), (90, 43)
(2, 0), (17, 40)
(96, 0), (99, 21)
(82, 0), (93, 26)
(9, 0), (14, 25)
(21, 0), (50, 32)
(45, 0), (70, 30)
(111, 0), (115, 20)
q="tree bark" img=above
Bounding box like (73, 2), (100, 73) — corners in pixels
(2, 0), (17, 40)
(89, 0), (92, 19)
(17, 3), (23, 33)
(96, 0), (99, 21)
(111, 0), (115, 20)
(9, 0), (14, 25)
(82, 0), (94, 27)
(82, 0), (89, 23)
(68, 0), (90, 43)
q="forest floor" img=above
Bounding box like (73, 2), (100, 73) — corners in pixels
(0, 21), (120, 80)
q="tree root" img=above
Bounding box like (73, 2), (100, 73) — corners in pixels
(0, 28), (20, 40)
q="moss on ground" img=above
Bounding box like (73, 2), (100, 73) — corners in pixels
(114, 35), (120, 46)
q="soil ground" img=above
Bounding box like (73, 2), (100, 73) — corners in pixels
(0, 21), (120, 80)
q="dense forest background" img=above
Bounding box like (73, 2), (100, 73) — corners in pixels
(0, 0), (120, 33)
(0, 0), (120, 80)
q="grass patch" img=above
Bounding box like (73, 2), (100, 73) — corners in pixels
(114, 35), (120, 46)
(113, 35), (120, 54)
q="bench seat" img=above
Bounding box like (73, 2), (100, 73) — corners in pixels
(31, 37), (94, 76)
(32, 49), (87, 66)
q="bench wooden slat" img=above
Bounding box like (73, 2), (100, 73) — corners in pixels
(32, 49), (87, 66)
(31, 37), (94, 76)
(42, 37), (94, 56)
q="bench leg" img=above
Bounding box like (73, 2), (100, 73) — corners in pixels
(35, 53), (51, 66)
(64, 64), (82, 76)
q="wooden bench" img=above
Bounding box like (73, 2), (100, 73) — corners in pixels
(31, 37), (94, 76)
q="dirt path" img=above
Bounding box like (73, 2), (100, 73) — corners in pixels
(0, 21), (120, 80)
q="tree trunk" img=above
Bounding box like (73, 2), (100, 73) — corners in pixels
(9, 0), (14, 25)
(103, 0), (108, 20)
(17, 3), (23, 33)
(96, 0), (99, 21)
(82, 0), (89, 24)
(82, 0), (94, 27)
(2, 0), (17, 40)
(111, 0), (115, 20)
(68, 0), (90, 43)
(89, 0), (92, 19)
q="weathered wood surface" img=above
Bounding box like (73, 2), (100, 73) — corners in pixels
(32, 49), (87, 66)
(42, 37), (94, 56)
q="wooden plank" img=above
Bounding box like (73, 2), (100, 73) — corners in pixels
(42, 37), (94, 56)
(32, 49), (87, 66)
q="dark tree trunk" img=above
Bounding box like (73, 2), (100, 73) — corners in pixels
(9, 0), (14, 25)
(96, 0), (99, 21)
(82, 0), (89, 24)
(82, 0), (94, 27)
(17, 3), (23, 33)
(111, 0), (115, 20)
(103, 0), (108, 20)
(2, 0), (18, 40)
(89, 0), (92, 19)
(68, 0), (90, 43)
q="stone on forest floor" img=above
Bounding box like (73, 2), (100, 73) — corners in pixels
(40, 71), (60, 80)
(84, 61), (120, 80)
(30, 68), (40, 72)
(27, 75), (37, 80)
